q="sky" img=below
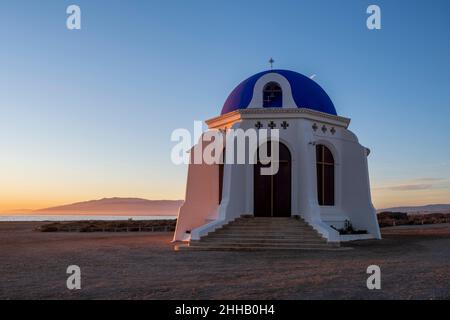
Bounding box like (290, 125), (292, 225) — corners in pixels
(0, 0), (449, 212)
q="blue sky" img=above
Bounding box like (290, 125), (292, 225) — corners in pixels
(0, 0), (449, 210)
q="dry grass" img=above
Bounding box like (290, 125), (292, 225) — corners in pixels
(378, 212), (450, 228)
(37, 219), (176, 233)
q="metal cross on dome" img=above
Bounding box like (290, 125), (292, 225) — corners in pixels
(269, 58), (275, 69)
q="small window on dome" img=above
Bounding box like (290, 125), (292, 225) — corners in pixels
(263, 82), (282, 108)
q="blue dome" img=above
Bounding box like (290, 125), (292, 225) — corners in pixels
(221, 69), (337, 115)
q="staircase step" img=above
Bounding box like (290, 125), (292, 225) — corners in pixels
(176, 244), (344, 251)
(208, 231), (322, 239)
(215, 232), (317, 236)
(203, 239), (325, 244)
(195, 239), (327, 245)
(178, 216), (337, 251)
(218, 226), (315, 231)
(190, 242), (328, 248)
(189, 243), (332, 250)
(216, 230), (316, 233)
(231, 221), (309, 225)
(231, 224), (309, 227)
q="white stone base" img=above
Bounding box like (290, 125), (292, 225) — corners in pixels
(339, 234), (377, 242)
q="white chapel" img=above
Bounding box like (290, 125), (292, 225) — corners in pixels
(174, 69), (381, 249)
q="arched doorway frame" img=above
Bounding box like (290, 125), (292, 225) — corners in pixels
(253, 140), (292, 217)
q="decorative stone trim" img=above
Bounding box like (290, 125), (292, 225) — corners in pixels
(206, 108), (350, 129)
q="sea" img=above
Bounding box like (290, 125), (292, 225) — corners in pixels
(0, 215), (177, 222)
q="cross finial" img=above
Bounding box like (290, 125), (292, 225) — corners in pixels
(269, 57), (275, 69)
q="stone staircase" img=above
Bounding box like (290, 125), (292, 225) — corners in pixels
(179, 216), (340, 251)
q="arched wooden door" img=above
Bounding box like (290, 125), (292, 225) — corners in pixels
(254, 142), (291, 217)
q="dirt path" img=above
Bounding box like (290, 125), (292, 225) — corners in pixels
(0, 222), (449, 299)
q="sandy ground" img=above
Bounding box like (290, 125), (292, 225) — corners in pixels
(0, 222), (449, 300)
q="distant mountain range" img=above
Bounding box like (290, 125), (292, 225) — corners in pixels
(5, 198), (183, 216)
(3, 200), (449, 216)
(377, 204), (450, 215)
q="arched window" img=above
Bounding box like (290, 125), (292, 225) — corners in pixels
(263, 82), (282, 108)
(316, 145), (334, 206)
